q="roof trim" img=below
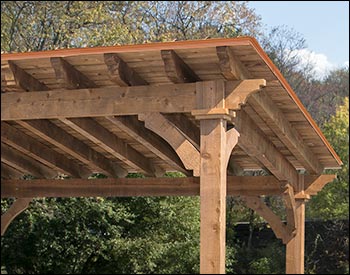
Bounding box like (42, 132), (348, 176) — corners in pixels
(1, 36), (342, 167)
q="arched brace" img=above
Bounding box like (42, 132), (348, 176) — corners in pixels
(240, 194), (296, 244)
(1, 198), (32, 236)
(139, 113), (200, 176)
(224, 127), (240, 169)
(283, 183), (297, 236)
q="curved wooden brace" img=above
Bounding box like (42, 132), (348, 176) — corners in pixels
(1, 198), (32, 236)
(241, 195), (295, 244)
(139, 113), (200, 176)
(283, 184), (297, 235)
(225, 127), (240, 168)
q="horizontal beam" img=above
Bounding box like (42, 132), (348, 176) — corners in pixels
(1, 83), (196, 121)
(1, 80), (264, 121)
(1, 176), (286, 198)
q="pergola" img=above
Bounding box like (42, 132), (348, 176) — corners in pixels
(1, 37), (342, 274)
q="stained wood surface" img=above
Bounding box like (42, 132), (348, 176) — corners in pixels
(1, 37), (341, 179)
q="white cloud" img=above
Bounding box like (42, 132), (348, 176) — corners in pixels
(290, 48), (336, 80)
(344, 61), (349, 68)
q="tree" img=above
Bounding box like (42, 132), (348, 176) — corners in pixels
(307, 97), (349, 219)
(1, 1), (262, 52)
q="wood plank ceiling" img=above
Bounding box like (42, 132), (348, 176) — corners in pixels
(1, 37), (342, 180)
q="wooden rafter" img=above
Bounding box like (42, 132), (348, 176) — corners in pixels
(1, 163), (24, 179)
(1, 143), (56, 178)
(60, 118), (156, 176)
(216, 46), (323, 175)
(161, 50), (200, 83)
(234, 110), (299, 188)
(1, 176), (287, 198)
(103, 116), (189, 175)
(104, 53), (148, 86)
(50, 57), (98, 89)
(1, 122), (90, 178)
(7, 61), (48, 91)
(1, 198), (32, 236)
(216, 46), (251, 80)
(15, 120), (127, 177)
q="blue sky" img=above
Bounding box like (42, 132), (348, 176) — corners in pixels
(248, 1), (349, 76)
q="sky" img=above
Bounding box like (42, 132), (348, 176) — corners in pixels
(248, 1), (349, 78)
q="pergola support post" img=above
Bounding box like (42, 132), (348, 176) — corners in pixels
(194, 80), (240, 274)
(286, 174), (307, 274)
(286, 198), (306, 274)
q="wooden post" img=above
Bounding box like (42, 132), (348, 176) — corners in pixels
(200, 118), (228, 274)
(194, 80), (239, 274)
(286, 199), (306, 274)
(286, 175), (306, 274)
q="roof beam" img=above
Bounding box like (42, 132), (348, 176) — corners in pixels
(1, 82), (197, 120)
(1, 143), (56, 178)
(1, 163), (24, 179)
(50, 57), (98, 89)
(161, 50), (200, 83)
(15, 120), (126, 177)
(1, 80), (265, 121)
(248, 92), (323, 174)
(216, 46), (250, 80)
(7, 61), (48, 91)
(234, 110), (299, 188)
(104, 53), (148, 86)
(1, 122), (90, 178)
(1, 176), (285, 198)
(103, 116), (189, 175)
(60, 118), (156, 176)
(216, 46), (322, 175)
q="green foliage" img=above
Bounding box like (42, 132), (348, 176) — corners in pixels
(307, 98), (349, 219)
(1, 194), (200, 274)
(1, 1), (261, 52)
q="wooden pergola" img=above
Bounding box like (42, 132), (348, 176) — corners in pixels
(1, 37), (342, 274)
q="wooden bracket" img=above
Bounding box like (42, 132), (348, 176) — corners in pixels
(283, 184), (297, 237)
(1, 198), (32, 236)
(241, 186), (298, 244)
(139, 113), (200, 176)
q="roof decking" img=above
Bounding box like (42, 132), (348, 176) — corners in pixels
(1, 37), (342, 180)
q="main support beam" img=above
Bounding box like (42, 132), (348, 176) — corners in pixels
(1, 80), (264, 121)
(1, 176), (287, 198)
(1, 198), (32, 236)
